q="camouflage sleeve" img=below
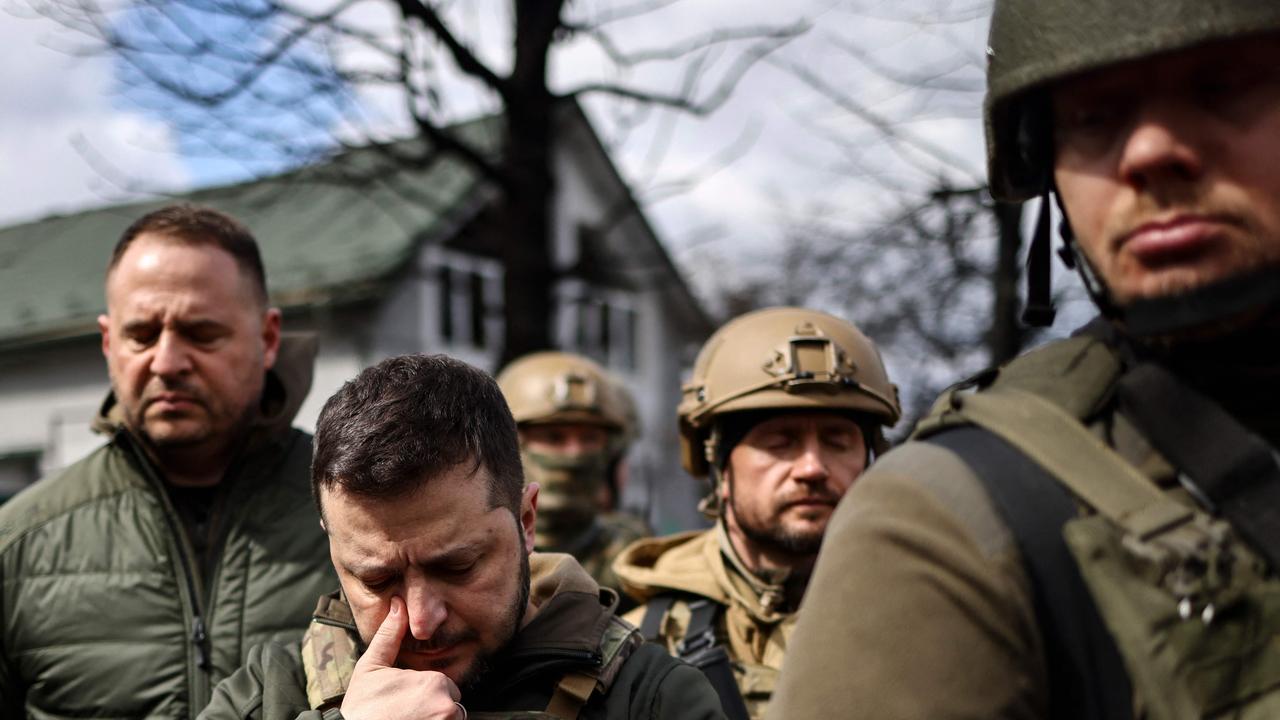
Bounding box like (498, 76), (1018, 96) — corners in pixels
(198, 641), (324, 720)
(766, 441), (1049, 720)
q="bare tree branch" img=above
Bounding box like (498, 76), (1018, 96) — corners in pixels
(562, 29), (799, 115)
(575, 20), (807, 67)
(391, 0), (507, 98)
(568, 0), (684, 29)
(768, 56), (983, 185)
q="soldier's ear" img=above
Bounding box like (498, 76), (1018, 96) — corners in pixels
(717, 467), (732, 503)
(98, 314), (111, 357)
(520, 483), (539, 554)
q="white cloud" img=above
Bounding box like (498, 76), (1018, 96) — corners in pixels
(0, 11), (189, 226)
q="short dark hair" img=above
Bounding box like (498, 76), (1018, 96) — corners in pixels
(311, 354), (524, 519)
(109, 204), (268, 305)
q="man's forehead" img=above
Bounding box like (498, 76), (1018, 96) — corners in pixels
(321, 466), (499, 534)
(107, 242), (259, 316)
(324, 480), (510, 566)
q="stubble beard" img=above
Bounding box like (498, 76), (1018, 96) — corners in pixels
(728, 487), (826, 557)
(124, 381), (257, 475)
(453, 535), (532, 694)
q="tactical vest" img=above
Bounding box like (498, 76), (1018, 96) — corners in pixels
(914, 332), (1280, 720)
(300, 593), (642, 720)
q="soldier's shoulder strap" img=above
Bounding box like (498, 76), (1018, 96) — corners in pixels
(301, 593), (360, 711)
(912, 329), (1139, 720)
(544, 614), (643, 720)
(914, 331), (1122, 441)
(927, 427), (1133, 720)
(635, 593), (750, 720)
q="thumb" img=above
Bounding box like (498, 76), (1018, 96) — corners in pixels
(360, 596), (407, 669)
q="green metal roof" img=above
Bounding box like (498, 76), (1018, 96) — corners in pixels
(0, 131), (496, 348)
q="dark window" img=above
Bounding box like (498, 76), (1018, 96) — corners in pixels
(0, 452), (40, 505)
(469, 271), (487, 349)
(438, 264), (454, 343)
(617, 306), (637, 370)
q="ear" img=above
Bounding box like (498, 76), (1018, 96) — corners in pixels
(261, 307), (282, 370)
(717, 465), (733, 504)
(98, 314), (111, 358)
(520, 483), (539, 554)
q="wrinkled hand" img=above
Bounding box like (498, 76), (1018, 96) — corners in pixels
(340, 597), (465, 720)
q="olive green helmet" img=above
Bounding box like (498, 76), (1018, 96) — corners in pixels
(678, 307), (900, 478)
(496, 351), (630, 433)
(985, 0), (1280, 202)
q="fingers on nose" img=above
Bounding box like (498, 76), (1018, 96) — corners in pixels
(406, 588), (448, 640)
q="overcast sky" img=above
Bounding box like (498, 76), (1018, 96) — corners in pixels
(0, 1), (993, 263)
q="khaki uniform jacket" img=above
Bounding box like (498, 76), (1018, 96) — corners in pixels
(615, 526), (794, 720)
(0, 336), (336, 720)
(767, 333), (1276, 719)
(198, 553), (727, 720)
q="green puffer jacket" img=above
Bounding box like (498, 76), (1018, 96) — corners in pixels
(0, 335), (336, 720)
(199, 553), (728, 720)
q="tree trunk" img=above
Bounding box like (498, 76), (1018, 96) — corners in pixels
(497, 1), (565, 365)
(988, 200), (1024, 364)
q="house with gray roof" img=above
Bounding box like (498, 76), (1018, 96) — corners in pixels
(0, 103), (712, 532)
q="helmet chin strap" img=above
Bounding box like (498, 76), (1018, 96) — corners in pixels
(1021, 192), (1059, 326)
(1049, 189), (1280, 339)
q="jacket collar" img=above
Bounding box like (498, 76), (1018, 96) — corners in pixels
(613, 525), (793, 624)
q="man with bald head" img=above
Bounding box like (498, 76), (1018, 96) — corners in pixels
(0, 204), (334, 719)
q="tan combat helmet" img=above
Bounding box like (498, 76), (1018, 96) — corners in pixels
(678, 307), (900, 479)
(497, 351), (630, 431)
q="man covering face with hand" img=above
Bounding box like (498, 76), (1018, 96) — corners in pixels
(199, 353), (726, 720)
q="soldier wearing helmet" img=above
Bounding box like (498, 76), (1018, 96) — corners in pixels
(613, 307), (899, 720)
(496, 352), (650, 608)
(770, 2), (1280, 719)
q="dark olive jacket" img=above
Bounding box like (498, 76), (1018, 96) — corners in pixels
(199, 554), (727, 720)
(0, 335), (336, 719)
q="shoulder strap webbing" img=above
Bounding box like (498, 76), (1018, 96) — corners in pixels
(1118, 362), (1280, 571)
(638, 595), (676, 641)
(929, 427), (1133, 720)
(675, 599), (751, 720)
(953, 388), (1193, 539)
(545, 671), (598, 720)
(543, 615), (643, 720)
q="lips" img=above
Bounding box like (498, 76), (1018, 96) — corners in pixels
(783, 497), (837, 511)
(1117, 214), (1232, 264)
(145, 392), (203, 413)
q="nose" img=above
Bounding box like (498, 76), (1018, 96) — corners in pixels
(791, 434), (830, 484)
(149, 331), (192, 378)
(403, 579), (447, 641)
(1118, 100), (1204, 192)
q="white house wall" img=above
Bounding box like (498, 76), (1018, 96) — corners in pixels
(0, 337), (111, 475)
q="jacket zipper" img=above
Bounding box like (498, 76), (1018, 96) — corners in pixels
(121, 432), (214, 714)
(487, 648), (602, 694)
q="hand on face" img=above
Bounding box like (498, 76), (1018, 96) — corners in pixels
(341, 596), (466, 720)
